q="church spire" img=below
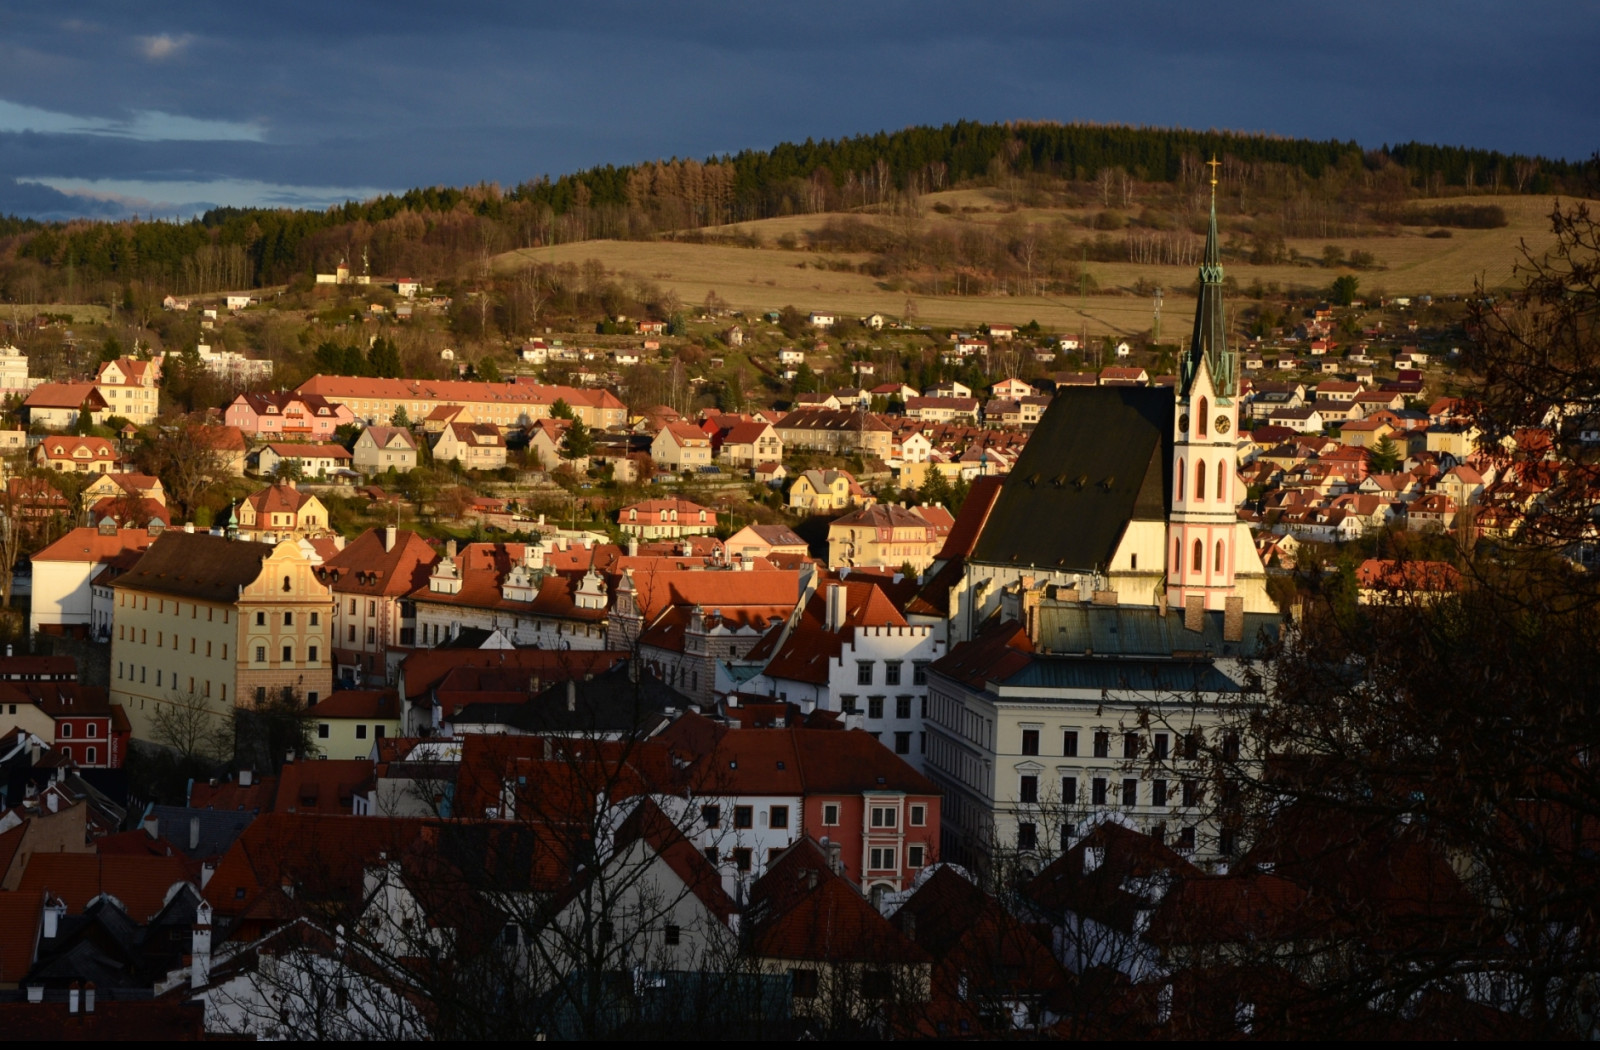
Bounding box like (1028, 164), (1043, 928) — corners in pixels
(1181, 157), (1235, 399)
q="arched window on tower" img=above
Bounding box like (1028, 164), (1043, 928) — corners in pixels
(1176, 459), (1185, 501)
(1192, 539), (1204, 573)
(1174, 539), (1181, 571)
(1217, 466), (1227, 502)
(1215, 539), (1225, 573)
(1195, 460), (1207, 501)
(1198, 397), (1209, 438)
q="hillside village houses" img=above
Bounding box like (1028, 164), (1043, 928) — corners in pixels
(223, 482), (333, 542)
(249, 442), (354, 478)
(651, 421), (713, 471)
(430, 422), (507, 471)
(789, 468), (873, 512)
(350, 425), (419, 474)
(224, 391), (354, 439)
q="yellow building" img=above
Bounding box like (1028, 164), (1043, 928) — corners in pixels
(789, 469), (872, 513)
(110, 530), (334, 740)
(826, 503), (954, 572)
(307, 690), (405, 760)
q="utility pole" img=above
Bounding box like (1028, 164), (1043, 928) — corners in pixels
(1153, 286), (1163, 345)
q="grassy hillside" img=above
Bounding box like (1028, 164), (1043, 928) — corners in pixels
(497, 190), (1582, 337)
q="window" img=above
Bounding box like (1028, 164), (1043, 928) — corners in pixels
(1178, 826), (1196, 851)
(349, 598), (357, 614)
(857, 661), (874, 686)
(1061, 776), (1078, 805)
(869, 846), (896, 870)
(255, 646), (266, 663)
(1183, 732), (1202, 759)
(1063, 730), (1079, 757)
(664, 924), (681, 946)
(895, 696), (911, 719)
(366, 627), (376, 644)
(1182, 780), (1200, 807)
(870, 806), (897, 829)
(1021, 728), (1040, 756)
(884, 661), (902, 686)
(283, 611), (294, 626)
(85, 747), (96, 764)
(256, 686), (266, 704)
(1215, 539), (1225, 572)
(1153, 733), (1170, 760)
(913, 661), (929, 685)
(732, 848), (752, 872)
(792, 969), (819, 1000)
(703, 846), (719, 864)
(1153, 780), (1169, 806)
(255, 611), (266, 626)
(908, 845), (925, 868)
(1092, 777), (1108, 805)
(373, 723), (382, 738)
(840, 695), (858, 715)
(308, 646), (318, 663)
(1016, 822), (1037, 850)
(356, 724), (368, 740)
(1198, 396), (1209, 437)
(1019, 774), (1038, 804)
(701, 804), (721, 829)
(1222, 732), (1241, 762)
(1123, 732), (1141, 759)
(282, 645), (293, 663)
(1192, 538), (1204, 573)
(318, 724), (330, 739)
(282, 575), (291, 593)
(1093, 731), (1110, 758)
(1122, 779), (1138, 806)
(1195, 459), (1207, 501)
(867, 696), (884, 719)
(822, 803), (840, 826)
(733, 805), (753, 829)
(61, 722), (73, 738)
(894, 731), (911, 754)
(310, 612), (319, 626)
(349, 625), (357, 642)
(910, 804), (926, 826)
(769, 805), (790, 830)
(368, 600), (376, 616)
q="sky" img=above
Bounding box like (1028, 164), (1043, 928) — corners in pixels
(0, 2), (1594, 221)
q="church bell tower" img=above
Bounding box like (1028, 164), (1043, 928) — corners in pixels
(1168, 160), (1242, 611)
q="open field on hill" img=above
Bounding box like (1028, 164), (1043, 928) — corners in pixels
(497, 192), (1587, 338)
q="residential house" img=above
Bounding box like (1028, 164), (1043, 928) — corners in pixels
(652, 422), (714, 471)
(224, 483), (332, 542)
(725, 524), (809, 561)
(22, 383), (107, 429)
(92, 357), (160, 424)
(618, 499), (718, 539)
(251, 443), (354, 479)
(308, 690), (405, 759)
(317, 526), (439, 685)
(990, 378), (1034, 399)
(109, 531), (335, 739)
(716, 421), (782, 468)
(224, 392), (354, 440)
(32, 436), (120, 474)
(827, 503), (955, 572)
(1406, 493), (1458, 532)
(906, 397), (979, 424)
(788, 469), (872, 512)
(430, 423), (506, 471)
(1098, 367), (1149, 387)
(408, 542), (608, 654)
(351, 426), (418, 474)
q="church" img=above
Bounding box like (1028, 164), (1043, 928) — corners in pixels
(925, 174), (1275, 650)
(917, 172), (1281, 870)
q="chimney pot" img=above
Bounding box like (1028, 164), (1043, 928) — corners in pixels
(68, 983), (80, 1014)
(566, 679), (576, 712)
(189, 816), (201, 851)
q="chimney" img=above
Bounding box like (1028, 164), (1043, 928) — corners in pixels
(384, 526), (397, 553)
(1184, 594), (1205, 633)
(824, 839), (843, 876)
(566, 679), (576, 712)
(68, 982), (80, 1014)
(43, 897), (65, 938)
(83, 983), (95, 1013)
(824, 584), (846, 633)
(626, 536), (638, 557)
(47, 792), (58, 813)
(26, 985), (42, 1004)
(1223, 597), (1245, 642)
(189, 816), (201, 852)
(143, 814), (159, 839)
(239, 769), (253, 787)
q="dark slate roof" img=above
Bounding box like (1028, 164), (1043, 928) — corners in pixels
(115, 531), (277, 603)
(150, 805), (259, 860)
(444, 664), (689, 736)
(997, 656), (1244, 694)
(1035, 603), (1280, 660)
(969, 387), (1173, 572)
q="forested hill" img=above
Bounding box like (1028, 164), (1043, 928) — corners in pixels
(3, 120), (1586, 299)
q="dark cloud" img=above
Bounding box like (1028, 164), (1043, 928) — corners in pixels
(0, 2), (1593, 220)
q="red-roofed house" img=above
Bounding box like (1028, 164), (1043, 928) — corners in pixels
(651, 421), (713, 471)
(30, 524), (154, 628)
(32, 436), (120, 474)
(618, 499), (718, 539)
(225, 391), (354, 439)
(716, 420), (782, 467)
(317, 527), (439, 684)
(225, 483), (331, 542)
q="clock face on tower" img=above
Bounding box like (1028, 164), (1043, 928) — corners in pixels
(1178, 414), (1190, 434)
(1215, 415), (1231, 434)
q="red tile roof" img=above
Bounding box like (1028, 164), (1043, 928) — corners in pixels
(31, 527), (153, 565)
(318, 527), (438, 597)
(16, 852), (196, 921)
(273, 759), (374, 815)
